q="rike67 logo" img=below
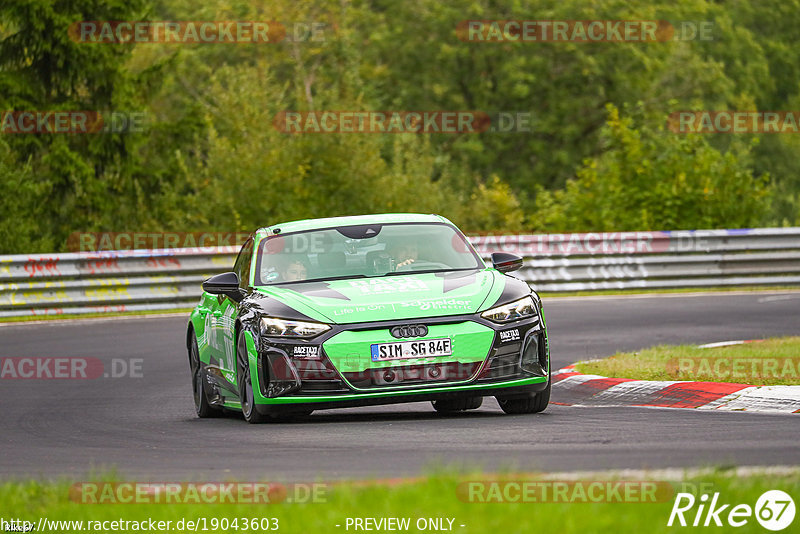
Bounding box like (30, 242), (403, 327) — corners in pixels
(668, 490), (795, 531)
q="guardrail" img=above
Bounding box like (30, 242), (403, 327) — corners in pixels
(1, 227), (799, 317)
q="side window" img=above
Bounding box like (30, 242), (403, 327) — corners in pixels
(233, 238), (255, 289)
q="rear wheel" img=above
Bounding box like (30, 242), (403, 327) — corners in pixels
(237, 331), (270, 424)
(188, 333), (221, 418)
(432, 396), (483, 413)
(496, 372), (551, 414)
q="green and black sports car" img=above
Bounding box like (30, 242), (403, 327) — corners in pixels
(186, 213), (550, 423)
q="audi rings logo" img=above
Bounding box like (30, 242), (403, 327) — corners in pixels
(390, 325), (428, 339)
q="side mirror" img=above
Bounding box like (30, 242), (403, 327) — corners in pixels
(491, 252), (523, 273)
(202, 272), (244, 302)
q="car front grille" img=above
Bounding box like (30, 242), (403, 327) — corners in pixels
(475, 341), (523, 383)
(294, 379), (351, 395)
(293, 357), (351, 395)
(342, 361), (483, 390)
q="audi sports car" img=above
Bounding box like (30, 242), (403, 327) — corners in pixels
(186, 214), (550, 423)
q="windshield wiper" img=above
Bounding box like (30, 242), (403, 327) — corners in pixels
(382, 268), (476, 277)
(267, 274), (369, 285)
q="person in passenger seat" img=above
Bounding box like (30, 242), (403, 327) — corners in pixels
(281, 259), (308, 281)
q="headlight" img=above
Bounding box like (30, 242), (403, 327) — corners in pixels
(481, 296), (537, 323)
(260, 317), (330, 338)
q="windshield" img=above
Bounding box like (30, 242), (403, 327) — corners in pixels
(253, 222), (483, 285)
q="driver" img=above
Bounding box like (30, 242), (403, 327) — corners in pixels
(387, 242), (419, 269)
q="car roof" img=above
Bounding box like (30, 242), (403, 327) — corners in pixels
(256, 213), (450, 236)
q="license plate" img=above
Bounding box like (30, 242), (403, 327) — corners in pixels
(370, 338), (452, 361)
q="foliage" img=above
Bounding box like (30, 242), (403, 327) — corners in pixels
(534, 104), (771, 231)
(1, 0), (799, 253)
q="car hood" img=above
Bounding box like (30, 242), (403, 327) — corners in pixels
(252, 269), (509, 324)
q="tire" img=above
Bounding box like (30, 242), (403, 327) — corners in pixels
(432, 396), (483, 413)
(496, 371), (551, 415)
(188, 333), (222, 418)
(237, 330), (270, 424)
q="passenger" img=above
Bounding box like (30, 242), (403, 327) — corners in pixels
(281, 259), (308, 281)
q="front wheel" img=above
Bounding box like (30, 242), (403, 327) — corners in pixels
(237, 331), (270, 424)
(496, 373), (551, 414)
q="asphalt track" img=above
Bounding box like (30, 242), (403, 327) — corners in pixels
(1, 292), (798, 481)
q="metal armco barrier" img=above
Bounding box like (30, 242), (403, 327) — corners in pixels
(0, 247), (239, 318)
(1, 227), (799, 318)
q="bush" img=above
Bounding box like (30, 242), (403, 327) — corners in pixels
(533, 104), (772, 232)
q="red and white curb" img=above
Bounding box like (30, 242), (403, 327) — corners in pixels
(552, 364), (800, 414)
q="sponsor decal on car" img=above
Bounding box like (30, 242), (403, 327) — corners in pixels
(499, 329), (521, 343)
(400, 298), (473, 312)
(332, 304), (390, 317)
(348, 277), (428, 295)
(292, 346), (320, 359)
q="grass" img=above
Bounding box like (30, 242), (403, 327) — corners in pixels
(2, 470), (798, 533)
(575, 336), (800, 385)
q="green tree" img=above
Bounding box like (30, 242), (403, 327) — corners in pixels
(0, 0), (181, 252)
(534, 104), (771, 231)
